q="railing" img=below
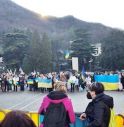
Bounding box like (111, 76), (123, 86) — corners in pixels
(0, 109), (124, 127)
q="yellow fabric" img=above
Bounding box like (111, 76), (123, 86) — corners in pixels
(29, 112), (39, 127)
(0, 109), (39, 127)
(115, 115), (124, 127)
(0, 110), (6, 121)
(0, 109), (10, 121)
(101, 82), (119, 90)
(38, 83), (52, 88)
(109, 109), (116, 127)
(1, 109), (123, 127)
(27, 81), (34, 85)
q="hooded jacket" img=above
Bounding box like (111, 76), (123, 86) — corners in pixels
(85, 93), (113, 127)
(38, 91), (75, 127)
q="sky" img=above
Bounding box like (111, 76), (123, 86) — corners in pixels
(11, 0), (124, 30)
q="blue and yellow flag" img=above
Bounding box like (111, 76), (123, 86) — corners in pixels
(27, 78), (52, 88)
(36, 78), (52, 88)
(94, 74), (119, 90)
(65, 50), (70, 59)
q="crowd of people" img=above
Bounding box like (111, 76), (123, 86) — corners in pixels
(0, 70), (124, 93)
(0, 71), (91, 93)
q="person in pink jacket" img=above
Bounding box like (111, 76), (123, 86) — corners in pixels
(38, 81), (75, 127)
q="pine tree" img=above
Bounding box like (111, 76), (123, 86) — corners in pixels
(100, 30), (124, 70)
(70, 29), (95, 70)
(23, 32), (52, 73)
(3, 30), (29, 69)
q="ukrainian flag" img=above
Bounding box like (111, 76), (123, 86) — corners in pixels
(65, 50), (70, 59)
(36, 78), (52, 88)
(0, 109), (123, 127)
(94, 74), (119, 90)
(27, 79), (34, 85)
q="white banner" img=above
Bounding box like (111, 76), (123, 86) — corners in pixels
(72, 57), (79, 71)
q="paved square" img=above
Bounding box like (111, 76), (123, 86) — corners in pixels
(0, 90), (124, 114)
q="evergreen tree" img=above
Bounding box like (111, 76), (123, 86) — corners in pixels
(100, 30), (124, 70)
(3, 31), (29, 69)
(23, 32), (52, 73)
(70, 29), (95, 70)
(38, 33), (52, 73)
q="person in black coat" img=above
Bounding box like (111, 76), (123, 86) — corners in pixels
(121, 73), (124, 90)
(80, 82), (114, 127)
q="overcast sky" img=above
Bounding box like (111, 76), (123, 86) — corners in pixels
(11, 0), (124, 30)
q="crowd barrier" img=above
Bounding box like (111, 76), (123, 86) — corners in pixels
(0, 109), (124, 127)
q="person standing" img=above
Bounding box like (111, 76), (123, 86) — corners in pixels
(38, 81), (75, 127)
(13, 75), (19, 91)
(121, 73), (124, 90)
(78, 74), (85, 90)
(80, 82), (113, 127)
(85, 75), (92, 88)
(19, 74), (25, 91)
(69, 74), (76, 92)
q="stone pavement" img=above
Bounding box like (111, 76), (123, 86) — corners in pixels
(0, 90), (124, 114)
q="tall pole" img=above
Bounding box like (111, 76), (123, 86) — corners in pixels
(89, 58), (93, 72)
(89, 61), (91, 72)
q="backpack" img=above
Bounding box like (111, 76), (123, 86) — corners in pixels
(43, 102), (68, 127)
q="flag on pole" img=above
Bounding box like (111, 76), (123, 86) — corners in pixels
(14, 68), (16, 75)
(65, 50), (70, 59)
(19, 67), (24, 74)
(33, 70), (36, 75)
(9, 69), (13, 75)
(81, 65), (85, 76)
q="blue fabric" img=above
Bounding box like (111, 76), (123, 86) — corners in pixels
(72, 117), (88, 127)
(94, 75), (119, 83)
(36, 78), (52, 84)
(27, 78), (52, 84)
(39, 115), (88, 127)
(39, 115), (44, 123)
(81, 65), (85, 76)
(27, 79), (33, 82)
